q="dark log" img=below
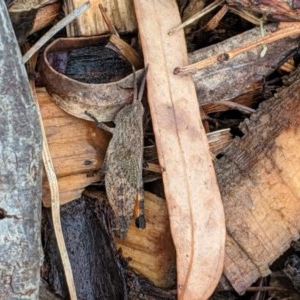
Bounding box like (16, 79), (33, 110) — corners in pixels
(42, 194), (176, 299)
(42, 196), (127, 299)
(0, 2), (43, 299)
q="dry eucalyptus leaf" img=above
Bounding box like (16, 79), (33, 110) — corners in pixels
(134, 0), (226, 299)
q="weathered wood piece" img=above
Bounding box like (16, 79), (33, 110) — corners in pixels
(64, 0), (137, 36)
(227, 0), (300, 21)
(8, 0), (61, 44)
(189, 23), (300, 104)
(116, 191), (176, 288)
(84, 190), (176, 289)
(217, 67), (300, 293)
(134, 1), (226, 299)
(42, 195), (127, 299)
(0, 2), (43, 298)
(37, 88), (110, 207)
(42, 194), (176, 299)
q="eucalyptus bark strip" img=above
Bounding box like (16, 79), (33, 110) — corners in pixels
(0, 2), (42, 298)
(133, 1), (226, 299)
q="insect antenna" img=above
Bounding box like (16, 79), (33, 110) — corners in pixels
(132, 65), (138, 104)
(137, 64), (149, 102)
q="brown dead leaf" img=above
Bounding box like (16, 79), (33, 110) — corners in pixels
(133, 0), (226, 299)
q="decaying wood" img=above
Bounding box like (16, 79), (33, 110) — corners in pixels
(175, 22), (300, 74)
(8, 0), (60, 43)
(64, 0), (137, 36)
(83, 189), (176, 288)
(227, 0), (300, 21)
(134, 1), (225, 299)
(37, 88), (110, 207)
(117, 191), (176, 288)
(42, 195), (127, 299)
(216, 67), (300, 293)
(43, 193), (176, 299)
(0, 2), (42, 298)
(189, 23), (300, 104)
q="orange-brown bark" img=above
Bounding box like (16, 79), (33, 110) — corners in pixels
(217, 68), (300, 293)
(38, 88), (110, 207)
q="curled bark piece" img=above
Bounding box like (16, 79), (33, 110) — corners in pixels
(134, 0), (225, 299)
(42, 24), (299, 125)
(41, 35), (144, 122)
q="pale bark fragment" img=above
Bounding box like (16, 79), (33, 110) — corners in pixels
(64, 0), (137, 36)
(134, 1), (226, 299)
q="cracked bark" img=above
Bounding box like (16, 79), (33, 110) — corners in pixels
(0, 2), (43, 299)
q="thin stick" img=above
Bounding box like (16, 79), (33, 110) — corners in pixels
(246, 286), (287, 292)
(22, 1), (90, 64)
(228, 7), (261, 25)
(99, 3), (119, 36)
(174, 22), (300, 75)
(204, 5), (228, 32)
(168, 0), (224, 35)
(207, 100), (256, 114)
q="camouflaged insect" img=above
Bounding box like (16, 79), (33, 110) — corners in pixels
(87, 67), (148, 239)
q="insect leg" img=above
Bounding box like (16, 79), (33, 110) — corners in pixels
(85, 111), (114, 134)
(134, 189), (146, 229)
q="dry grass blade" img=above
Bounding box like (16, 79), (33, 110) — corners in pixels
(228, 6), (261, 25)
(98, 3), (119, 36)
(168, 0), (224, 34)
(29, 82), (77, 300)
(26, 51), (77, 299)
